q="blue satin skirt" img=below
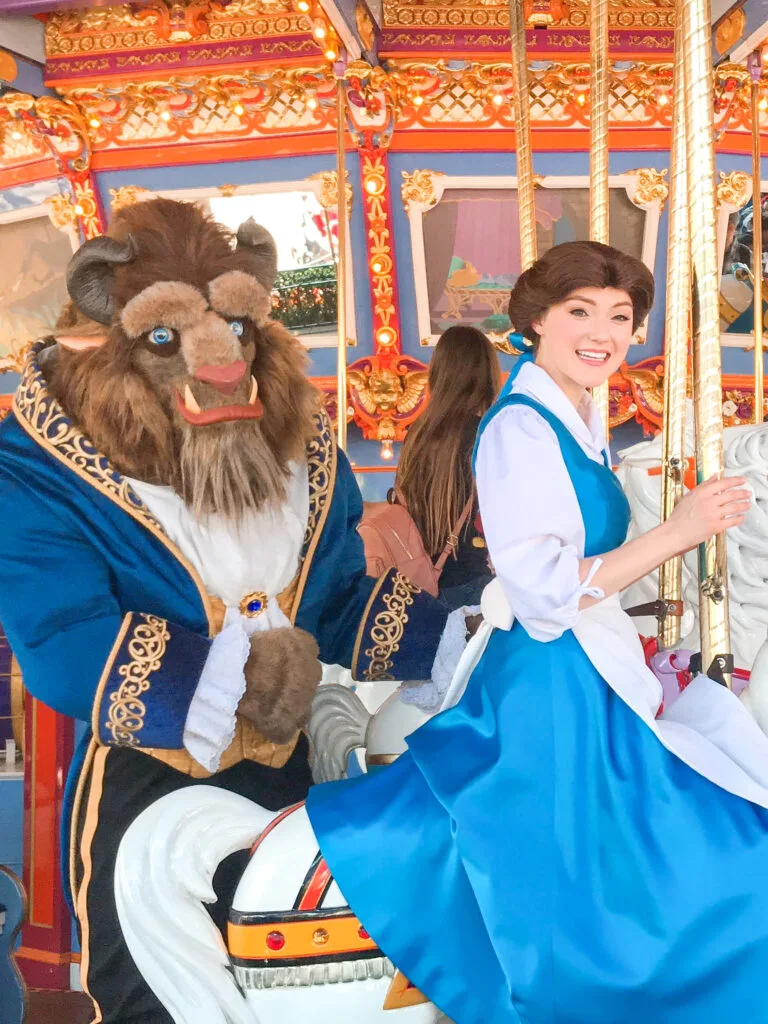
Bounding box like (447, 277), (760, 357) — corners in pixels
(307, 624), (768, 1023)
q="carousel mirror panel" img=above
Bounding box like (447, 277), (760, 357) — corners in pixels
(406, 173), (665, 348)
(0, 202), (77, 376)
(719, 187), (767, 349)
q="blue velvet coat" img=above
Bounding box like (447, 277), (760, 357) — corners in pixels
(0, 341), (448, 872)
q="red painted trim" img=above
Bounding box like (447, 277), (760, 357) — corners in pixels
(297, 859), (332, 912)
(19, 697), (74, 991)
(91, 132), (342, 171)
(0, 159), (60, 191)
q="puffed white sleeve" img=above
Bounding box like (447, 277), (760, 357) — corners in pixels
(475, 405), (605, 641)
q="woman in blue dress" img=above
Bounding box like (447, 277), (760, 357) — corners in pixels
(307, 241), (768, 1024)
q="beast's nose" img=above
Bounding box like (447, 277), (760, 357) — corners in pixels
(193, 360), (248, 395)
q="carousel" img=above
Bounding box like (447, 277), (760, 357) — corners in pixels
(1, 0), (768, 1020)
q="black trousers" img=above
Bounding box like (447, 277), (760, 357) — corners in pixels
(73, 737), (312, 1024)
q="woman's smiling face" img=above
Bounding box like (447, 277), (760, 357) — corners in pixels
(532, 286), (635, 405)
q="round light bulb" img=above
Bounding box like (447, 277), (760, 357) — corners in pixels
(307, 96), (318, 110)
(492, 93), (503, 107)
(381, 441), (394, 461)
(413, 94), (424, 107)
(160, 110), (172, 122)
(89, 117), (101, 128)
(233, 103), (245, 116)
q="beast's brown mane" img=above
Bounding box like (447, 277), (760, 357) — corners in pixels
(48, 199), (318, 519)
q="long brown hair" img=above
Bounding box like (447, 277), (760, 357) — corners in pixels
(396, 325), (501, 558)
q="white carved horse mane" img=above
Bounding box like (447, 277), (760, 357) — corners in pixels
(617, 410), (768, 671)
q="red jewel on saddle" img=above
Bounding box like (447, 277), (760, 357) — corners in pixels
(358, 925), (369, 940)
(266, 931), (285, 951)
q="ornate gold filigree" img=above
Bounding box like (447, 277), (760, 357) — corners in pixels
(625, 167), (669, 207)
(0, 342), (32, 376)
(348, 367), (428, 416)
(382, 0), (675, 31)
(73, 179), (102, 239)
(716, 170), (751, 210)
(401, 169), (445, 213)
(106, 614), (170, 745)
(622, 364), (664, 415)
(307, 170), (353, 215)
(44, 194), (78, 230)
(364, 572), (422, 681)
(46, 0), (304, 57)
(361, 149), (402, 351)
(109, 185), (151, 213)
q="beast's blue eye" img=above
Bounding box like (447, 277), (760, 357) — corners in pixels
(149, 326), (174, 345)
(229, 319), (244, 337)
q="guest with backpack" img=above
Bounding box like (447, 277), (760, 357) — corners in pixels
(360, 324), (501, 609)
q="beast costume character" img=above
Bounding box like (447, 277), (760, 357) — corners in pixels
(0, 199), (456, 1023)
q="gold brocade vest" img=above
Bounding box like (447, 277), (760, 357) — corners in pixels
(138, 575), (301, 778)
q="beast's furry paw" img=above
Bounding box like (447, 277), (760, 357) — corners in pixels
(238, 627), (322, 743)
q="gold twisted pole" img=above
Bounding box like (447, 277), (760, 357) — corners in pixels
(682, 0), (732, 685)
(749, 53), (765, 423)
(658, 12), (689, 649)
(590, 0), (611, 437)
(335, 77), (348, 451)
(509, 0), (536, 271)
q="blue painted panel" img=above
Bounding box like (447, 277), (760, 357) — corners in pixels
(0, 778), (23, 874)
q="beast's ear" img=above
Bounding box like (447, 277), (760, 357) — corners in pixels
(66, 235), (137, 326)
(235, 219), (278, 292)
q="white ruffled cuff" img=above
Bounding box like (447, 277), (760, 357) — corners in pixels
(400, 606), (479, 713)
(183, 621), (250, 773)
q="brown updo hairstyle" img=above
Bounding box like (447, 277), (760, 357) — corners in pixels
(508, 240), (655, 347)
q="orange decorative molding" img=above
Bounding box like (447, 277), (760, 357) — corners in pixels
(44, 1), (316, 84)
(60, 65), (336, 152)
(360, 147), (401, 354)
(382, 0), (675, 31)
(607, 356), (767, 434)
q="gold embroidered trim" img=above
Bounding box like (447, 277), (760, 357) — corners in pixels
(363, 572), (421, 681)
(291, 407), (336, 622)
(13, 341), (216, 637)
(105, 613), (170, 745)
(14, 341), (162, 527)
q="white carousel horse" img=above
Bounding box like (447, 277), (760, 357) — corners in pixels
(616, 413), (768, 672)
(115, 786), (444, 1024)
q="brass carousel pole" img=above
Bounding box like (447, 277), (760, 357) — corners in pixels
(658, 12), (690, 649)
(509, 0), (536, 271)
(749, 52), (765, 423)
(335, 76), (349, 451)
(681, 0), (732, 684)
(590, 0), (611, 436)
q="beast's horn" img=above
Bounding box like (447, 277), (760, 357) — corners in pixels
(235, 219), (278, 291)
(66, 235), (137, 326)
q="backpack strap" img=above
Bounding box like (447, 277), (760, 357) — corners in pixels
(394, 485), (475, 574)
(433, 494), (475, 574)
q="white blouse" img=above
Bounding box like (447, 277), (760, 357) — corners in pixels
(475, 359), (608, 642)
(127, 463), (309, 771)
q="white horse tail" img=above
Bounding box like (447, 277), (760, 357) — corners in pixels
(309, 683), (370, 783)
(115, 787), (277, 1024)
